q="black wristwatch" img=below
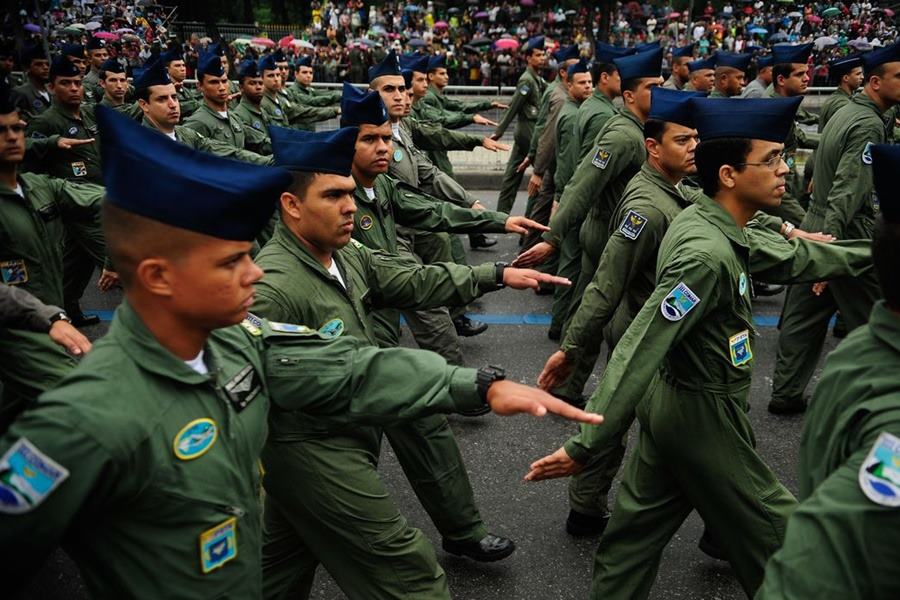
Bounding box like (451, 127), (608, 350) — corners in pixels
(494, 262), (509, 288)
(476, 365), (507, 403)
(48, 311), (71, 325)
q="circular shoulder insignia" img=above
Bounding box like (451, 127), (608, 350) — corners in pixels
(275, 108), (282, 116)
(393, 149), (403, 162)
(173, 418), (218, 461)
(859, 431), (900, 507)
(318, 318), (345, 339)
(252, 120), (262, 130)
(359, 214), (374, 230)
(33, 99), (42, 109)
(67, 126), (78, 136)
(862, 142), (874, 165)
(739, 273), (748, 296)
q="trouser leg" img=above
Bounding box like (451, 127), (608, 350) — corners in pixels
(262, 497), (319, 600)
(496, 125), (532, 215)
(548, 227), (583, 336)
(385, 415), (488, 543)
(62, 237), (95, 315)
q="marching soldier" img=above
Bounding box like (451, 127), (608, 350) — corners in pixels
(818, 54), (864, 132)
(709, 52), (750, 98)
(11, 46), (51, 121)
(662, 44), (693, 90)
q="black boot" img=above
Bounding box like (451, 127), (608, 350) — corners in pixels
(453, 315), (488, 337)
(469, 233), (497, 249)
(442, 533), (515, 562)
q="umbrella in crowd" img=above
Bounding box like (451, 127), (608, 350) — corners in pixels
(470, 36), (492, 46)
(434, 21), (448, 29)
(278, 34), (294, 48)
(667, 12), (681, 19)
(291, 39), (314, 49)
(749, 26), (768, 35)
(806, 14), (823, 24)
(93, 31), (119, 41)
(250, 37), (275, 48)
(475, 11), (489, 20)
(24, 23), (42, 33)
(770, 31), (789, 42)
(85, 22), (102, 31)
(821, 7), (841, 18)
(494, 38), (520, 50)
(814, 35), (838, 49)
(787, 11), (802, 18)
(848, 39), (873, 51)
(115, 27), (134, 34)
(408, 38), (427, 47)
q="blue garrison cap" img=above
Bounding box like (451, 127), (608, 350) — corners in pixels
(86, 36), (104, 51)
(756, 54), (774, 69)
(649, 87), (706, 128)
(595, 42), (635, 65)
(402, 68), (414, 88)
(258, 54), (278, 73)
(524, 36), (545, 53)
(368, 49), (402, 82)
(238, 59), (260, 80)
(829, 53), (863, 75)
(635, 40), (661, 53)
(613, 48), (663, 81)
(554, 44), (580, 63)
(401, 54), (429, 74)
(21, 45), (47, 65)
(567, 58), (590, 79)
(862, 40), (900, 73)
(159, 47), (183, 65)
(133, 58), (171, 90)
(296, 55), (312, 67)
(690, 96), (802, 143)
(61, 43), (86, 60)
(272, 48), (286, 62)
(688, 57), (716, 72)
(99, 58), (124, 74)
(269, 126), (359, 176)
(672, 44), (695, 59)
(206, 43), (226, 57)
(197, 51), (225, 79)
(427, 54), (446, 71)
(340, 82), (389, 127)
(50, 56), (81, 79)
(772, 43), (813, 66)
(871, 144), (900, 223)
(715, 52), (752, 71)
(96, 105), (291, 242)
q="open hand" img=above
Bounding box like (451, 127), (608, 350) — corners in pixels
(512, 241), (557, 268)
(538, 350), (572, 391)
(524, 446), (585, 481)
(504, 215), (550, 235)
(502, 268), (570, 291)
(473, 114), (499, 127)
(49, 320), (92, 356)
(515, 156), (531, 173)
(57, 137), (95, 150)
(482, 136), (509, 152)
(789, 228), (836, 243)
(527, 173), (542, 197)
(486, 380), (602, 424)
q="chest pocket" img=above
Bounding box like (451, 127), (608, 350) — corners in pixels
(37, 203), (61, 223)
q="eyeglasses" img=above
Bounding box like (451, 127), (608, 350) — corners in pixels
(736, 153), (787, 170)
(0, 123), (26, 135)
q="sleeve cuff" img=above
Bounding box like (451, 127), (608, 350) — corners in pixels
(563, 437), (591, 465)
(449, 367), (484, 413)
(472, 263), (500, 293)
(541, 230), (560, 247)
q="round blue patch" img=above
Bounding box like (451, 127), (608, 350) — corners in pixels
(393, 149), (403, 162)
(739, 272), (747, 296)
(359, 214), (374, 230)
(173, 418), (218, 460)
(67, 126), (78, 135)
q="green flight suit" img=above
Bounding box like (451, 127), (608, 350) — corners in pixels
(575, 89), (617, 161)
(494, 66), (546, 214)
(0, 171), (106, 425)
(260, 91), (293, 128)
(232, 98), (271, 139)
(707, 88), (728, 98)
(288, 82), (341, 107)
(140, 117), (272, 165)
(0, 301), (489, 599)
(661, 75), (683, 90)
(772, 93), (886, 407)
(81, 68), (103, 105)
(176, 84), (202, 119)
(411, 97), (476, 130)
(98, 95), (143, 121)
(757, 300), (900, 599)
(11, 79), (51, 121)
(419, 86), (492, 177)
(567, 194), (872, 599)
(183, 102), (273, 155)
(253, 226), (499, 598)
(279, 89), (338, 131)
(817, 87), (853, 133)
(546, 107), (646, 400)
(765, 89), (818, 223)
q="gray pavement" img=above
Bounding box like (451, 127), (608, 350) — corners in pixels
(15, 191), (839, 600)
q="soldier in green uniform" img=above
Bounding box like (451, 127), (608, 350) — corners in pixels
(259, 55), (336, 131)
(525, 96), (874, 599)
(133, 58), (270, 165)
(683, 57), (715, 92)
(757, 143), (900, 599)
(818, 54), (864, 132)
(0, 83), (109, 429)
(232, 60), (271, 139)
(768, 42), (900, 414)
(517, 48), (663, 404)
(160, 47), (201, 120)
(662, 44), (693, 90)
(407, 55), (497, 131)
(0, 106), (597, 598)
(97, 58), (142, 120)
(183, 52), (272, 155)
(709, 51), (749, 98)
(741, 55), (773, 98)
(81, 37), (107, 104)
(766, 43), (818, 225)
(289, 55), (341, 106)
(11, 46), (51, 121)
(348, 44), (366, 83)
(256, 126), (571, 598)
(493, 36), (547, 215)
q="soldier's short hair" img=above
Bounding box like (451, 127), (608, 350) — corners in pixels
(694, 137), (753, 198)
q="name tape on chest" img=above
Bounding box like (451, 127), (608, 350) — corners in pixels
(859, 431), (900, 507)
(660, 282), (700, 322)
(618, 210), (648, 240)
(0, 437), (69, 514)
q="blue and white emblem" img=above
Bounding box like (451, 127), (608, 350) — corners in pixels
(0, 438), (69, 514)
(67, 126), (78, 136)
(173, 418), (218, 461)
(618, 210), (647, 240)
(274, 108), (282, 116)
(859, 432), (900, 507)
(359, 214), (374, 230)
(728, 330), (752, 367)
(0, 259), (28, 284)
(660, 282), (700, 321)
(200, 517), (238, 573)
(252, 120), (262, 130)
(393, 148), (403, 162)
(591, 147), (611, 169)
(739, 272), (748, 296)
(862, 142), (874, 165)
(318, 318), (345, 339)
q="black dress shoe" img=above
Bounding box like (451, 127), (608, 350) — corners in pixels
(453, 316), (488, 337)
(698, 528), (727, 561)
(751, 281), (785, 297)
(469, 234), (497, 249)
(832, 315), (848, 339)
(66, 309), (100, 327)
(442, 533), (515, 562)
(547, 327), (561, 341)
(767, 396), (807, 415)
(566, 509), (610, 537)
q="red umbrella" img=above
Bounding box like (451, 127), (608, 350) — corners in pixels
(93, 31), (119, 41)
(278, 34), (294, 48)
(806, 14), (823, 24)
(667, 12), (681, 19)
(494, 38), (520, 50)
(885, 8), (895, 17)
(434, 21), (449, 29)
(251, 37), (275, 48)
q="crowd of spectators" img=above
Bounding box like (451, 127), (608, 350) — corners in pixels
(2, 1), (898, 88)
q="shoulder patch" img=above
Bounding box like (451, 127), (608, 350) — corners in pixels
(591, 147), (611, 169)
(862, 141), (873, 165)
(269, 321), (316, 335)
(660, 282), (701, 322)
(859, 431), (900, 507)
(240, 314), (263, 336)
(0, 437), (70, 514)
(349, 238), (364, 249)
(173, 418), (218, 460)
(318, 318), (345, 339)
(520, 84), (530, 96)
(618, 210), (648, 240)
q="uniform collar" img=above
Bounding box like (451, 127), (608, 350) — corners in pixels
(238, 98), (263, 115)
(48, 101), (82, 122)
(870, 300), (900, 355)
(590, 88), (614, 106)
(692, 192), (749, 249)
(640, 161), (691, 207)
(271, 219), (344, 283)
(852, 91), (887, 116)
(199, 101), (229, 121)
(112, 300), (216, 385)
(619, 105), (644, 130)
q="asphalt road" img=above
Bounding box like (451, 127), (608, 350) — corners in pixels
(15, 190), (839, 600)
